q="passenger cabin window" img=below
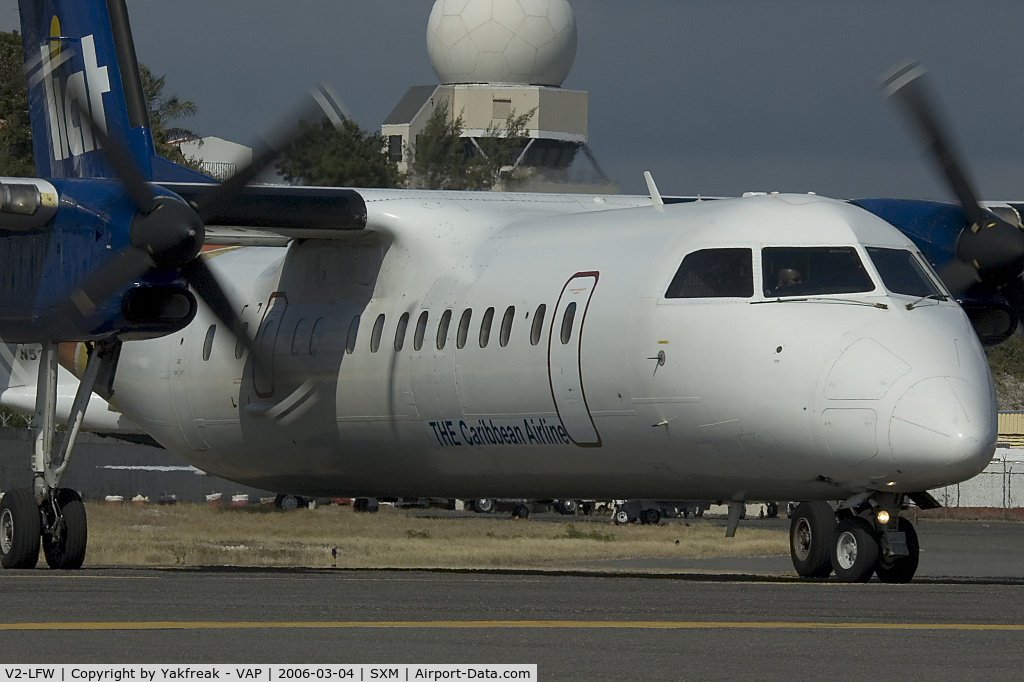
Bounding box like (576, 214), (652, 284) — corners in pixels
(560, 302), (576, 345)
(260, 319), (280, 358)
(457, 309), (472, 349)
(394, 312), (409, 352)
(290, 318), (307, 356)
(499, 306), (515, 347)
(345, 315), (360, 355)
(234, 322), (248, 359)
(202, 325), (216, 361)
(866, 248), (942, 298)
(479, 307), (495, 348)
(309, 318), (324, 356)
(413, 311), (428, 351)
(530, 304), (546, 346)
(762, 247), (874, 298)
(436, 309), (452, 350)
(370, 314), (385, 353)
(666, 248), (753, 298)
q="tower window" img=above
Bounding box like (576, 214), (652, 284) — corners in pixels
(388, 135), (403, 162)
(492, 99), (512, 120)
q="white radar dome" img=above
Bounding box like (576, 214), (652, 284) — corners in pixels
(426, 0), (577, 87)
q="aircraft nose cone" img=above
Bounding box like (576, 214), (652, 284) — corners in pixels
(888, 376), (996, 481)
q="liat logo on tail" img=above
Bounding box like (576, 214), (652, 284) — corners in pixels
(25, 16), (111, 162)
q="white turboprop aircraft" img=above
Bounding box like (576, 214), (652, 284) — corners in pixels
(0, 0), (1001, 584)
(23, 188), (998, 584)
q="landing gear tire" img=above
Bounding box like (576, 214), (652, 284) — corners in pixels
(789, 501), (834, 578)
(614, 509), (632, 525)
(831, 517), (879, 583)
(556, 500), (577, 515)
(0, 488), (41, 569)
(42, 489), (87, 570)
(472, 498), (495, 514)
(512, 504), (530, 519)
(640, 508), (661, 525)
(875, 517), (920, 584)
(275, 494), (301, 511)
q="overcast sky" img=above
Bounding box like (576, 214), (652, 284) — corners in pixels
(1, 0), (1023, 198)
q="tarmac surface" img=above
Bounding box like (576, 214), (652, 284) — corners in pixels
(1, 518), (1023, 680)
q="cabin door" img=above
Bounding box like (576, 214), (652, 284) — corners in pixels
(547, 271), (601, 446)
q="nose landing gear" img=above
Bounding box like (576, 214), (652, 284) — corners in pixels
(789, 494), (921, 583)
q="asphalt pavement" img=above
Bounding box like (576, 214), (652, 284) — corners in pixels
(0, 518), (1022, 680)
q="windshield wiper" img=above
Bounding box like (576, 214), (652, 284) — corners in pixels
(905, 293), (949, 310)
(752, 297), (888, 310)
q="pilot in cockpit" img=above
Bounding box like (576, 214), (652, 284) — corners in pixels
(776, 267), (803, 291)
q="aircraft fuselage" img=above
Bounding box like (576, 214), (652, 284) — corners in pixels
(111, 191), (997, 502)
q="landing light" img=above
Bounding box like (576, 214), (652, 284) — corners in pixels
(877, 510), (891, 525)
(886, 481), (896, 486)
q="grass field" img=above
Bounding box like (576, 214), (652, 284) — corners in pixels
(84, 503), (789, 569)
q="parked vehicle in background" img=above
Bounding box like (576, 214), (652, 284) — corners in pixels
(465, 498), (610, 517)
(613, 500), (713, 525)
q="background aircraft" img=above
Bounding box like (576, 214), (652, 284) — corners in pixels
(0, 0), (1012, 585)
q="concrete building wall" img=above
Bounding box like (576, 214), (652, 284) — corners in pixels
(450, 85), (586, 140)
(537, 88), (587, 139)
(383, 84), (589, 174)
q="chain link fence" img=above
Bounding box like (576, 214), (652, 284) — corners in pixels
(930, 449), (1024, 509)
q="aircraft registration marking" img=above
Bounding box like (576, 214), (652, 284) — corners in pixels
(1, 621), (1023, 631)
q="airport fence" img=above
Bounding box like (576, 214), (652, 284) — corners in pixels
(929, 449), (1024, 511)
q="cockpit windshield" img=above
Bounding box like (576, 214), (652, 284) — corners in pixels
(762, 247), (874, 298)
(665, 248), (753, 298)
(865, 247), (943, 298)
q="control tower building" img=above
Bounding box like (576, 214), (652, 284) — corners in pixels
(382, 0), (615, 193)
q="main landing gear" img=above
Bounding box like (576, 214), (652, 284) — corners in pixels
(789, 494), (920, 583)
(0, 341), (116, 570)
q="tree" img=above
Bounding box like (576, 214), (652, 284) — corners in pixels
(405, 98), (534, 191)
(0, 30), (202, 174)
(138, 64), (203, 172)
(0, 30), (34, 177)
(987, 333), (1024, 410)
(276, 117), (402, 188)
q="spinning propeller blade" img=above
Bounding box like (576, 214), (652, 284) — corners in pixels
(882, 60), (1024, 297)
(61, 85), (333, 363)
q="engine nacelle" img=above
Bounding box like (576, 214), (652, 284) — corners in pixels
(0, 178), (58, 230)
(963, 300), (1018, 347)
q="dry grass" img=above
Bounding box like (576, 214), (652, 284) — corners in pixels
(84, 503), (788, 569)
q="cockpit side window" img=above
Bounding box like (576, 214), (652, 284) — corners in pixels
(665, 248), (753, 298)
(866, 247), (942, 297)
(762, 247), (874, 298)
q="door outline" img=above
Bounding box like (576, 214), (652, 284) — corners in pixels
(547, 271), (602, 447)
(170, 332), (208, 451)
(253, 292), (287, 398)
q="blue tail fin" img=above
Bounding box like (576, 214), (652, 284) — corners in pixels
(18, 0), (210, 183)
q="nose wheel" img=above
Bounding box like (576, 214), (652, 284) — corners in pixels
(874, 516), (920, 583)
(789, 501), (834, 578)
(831, 517), (879, 582)
(789, 496), (921, 583)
